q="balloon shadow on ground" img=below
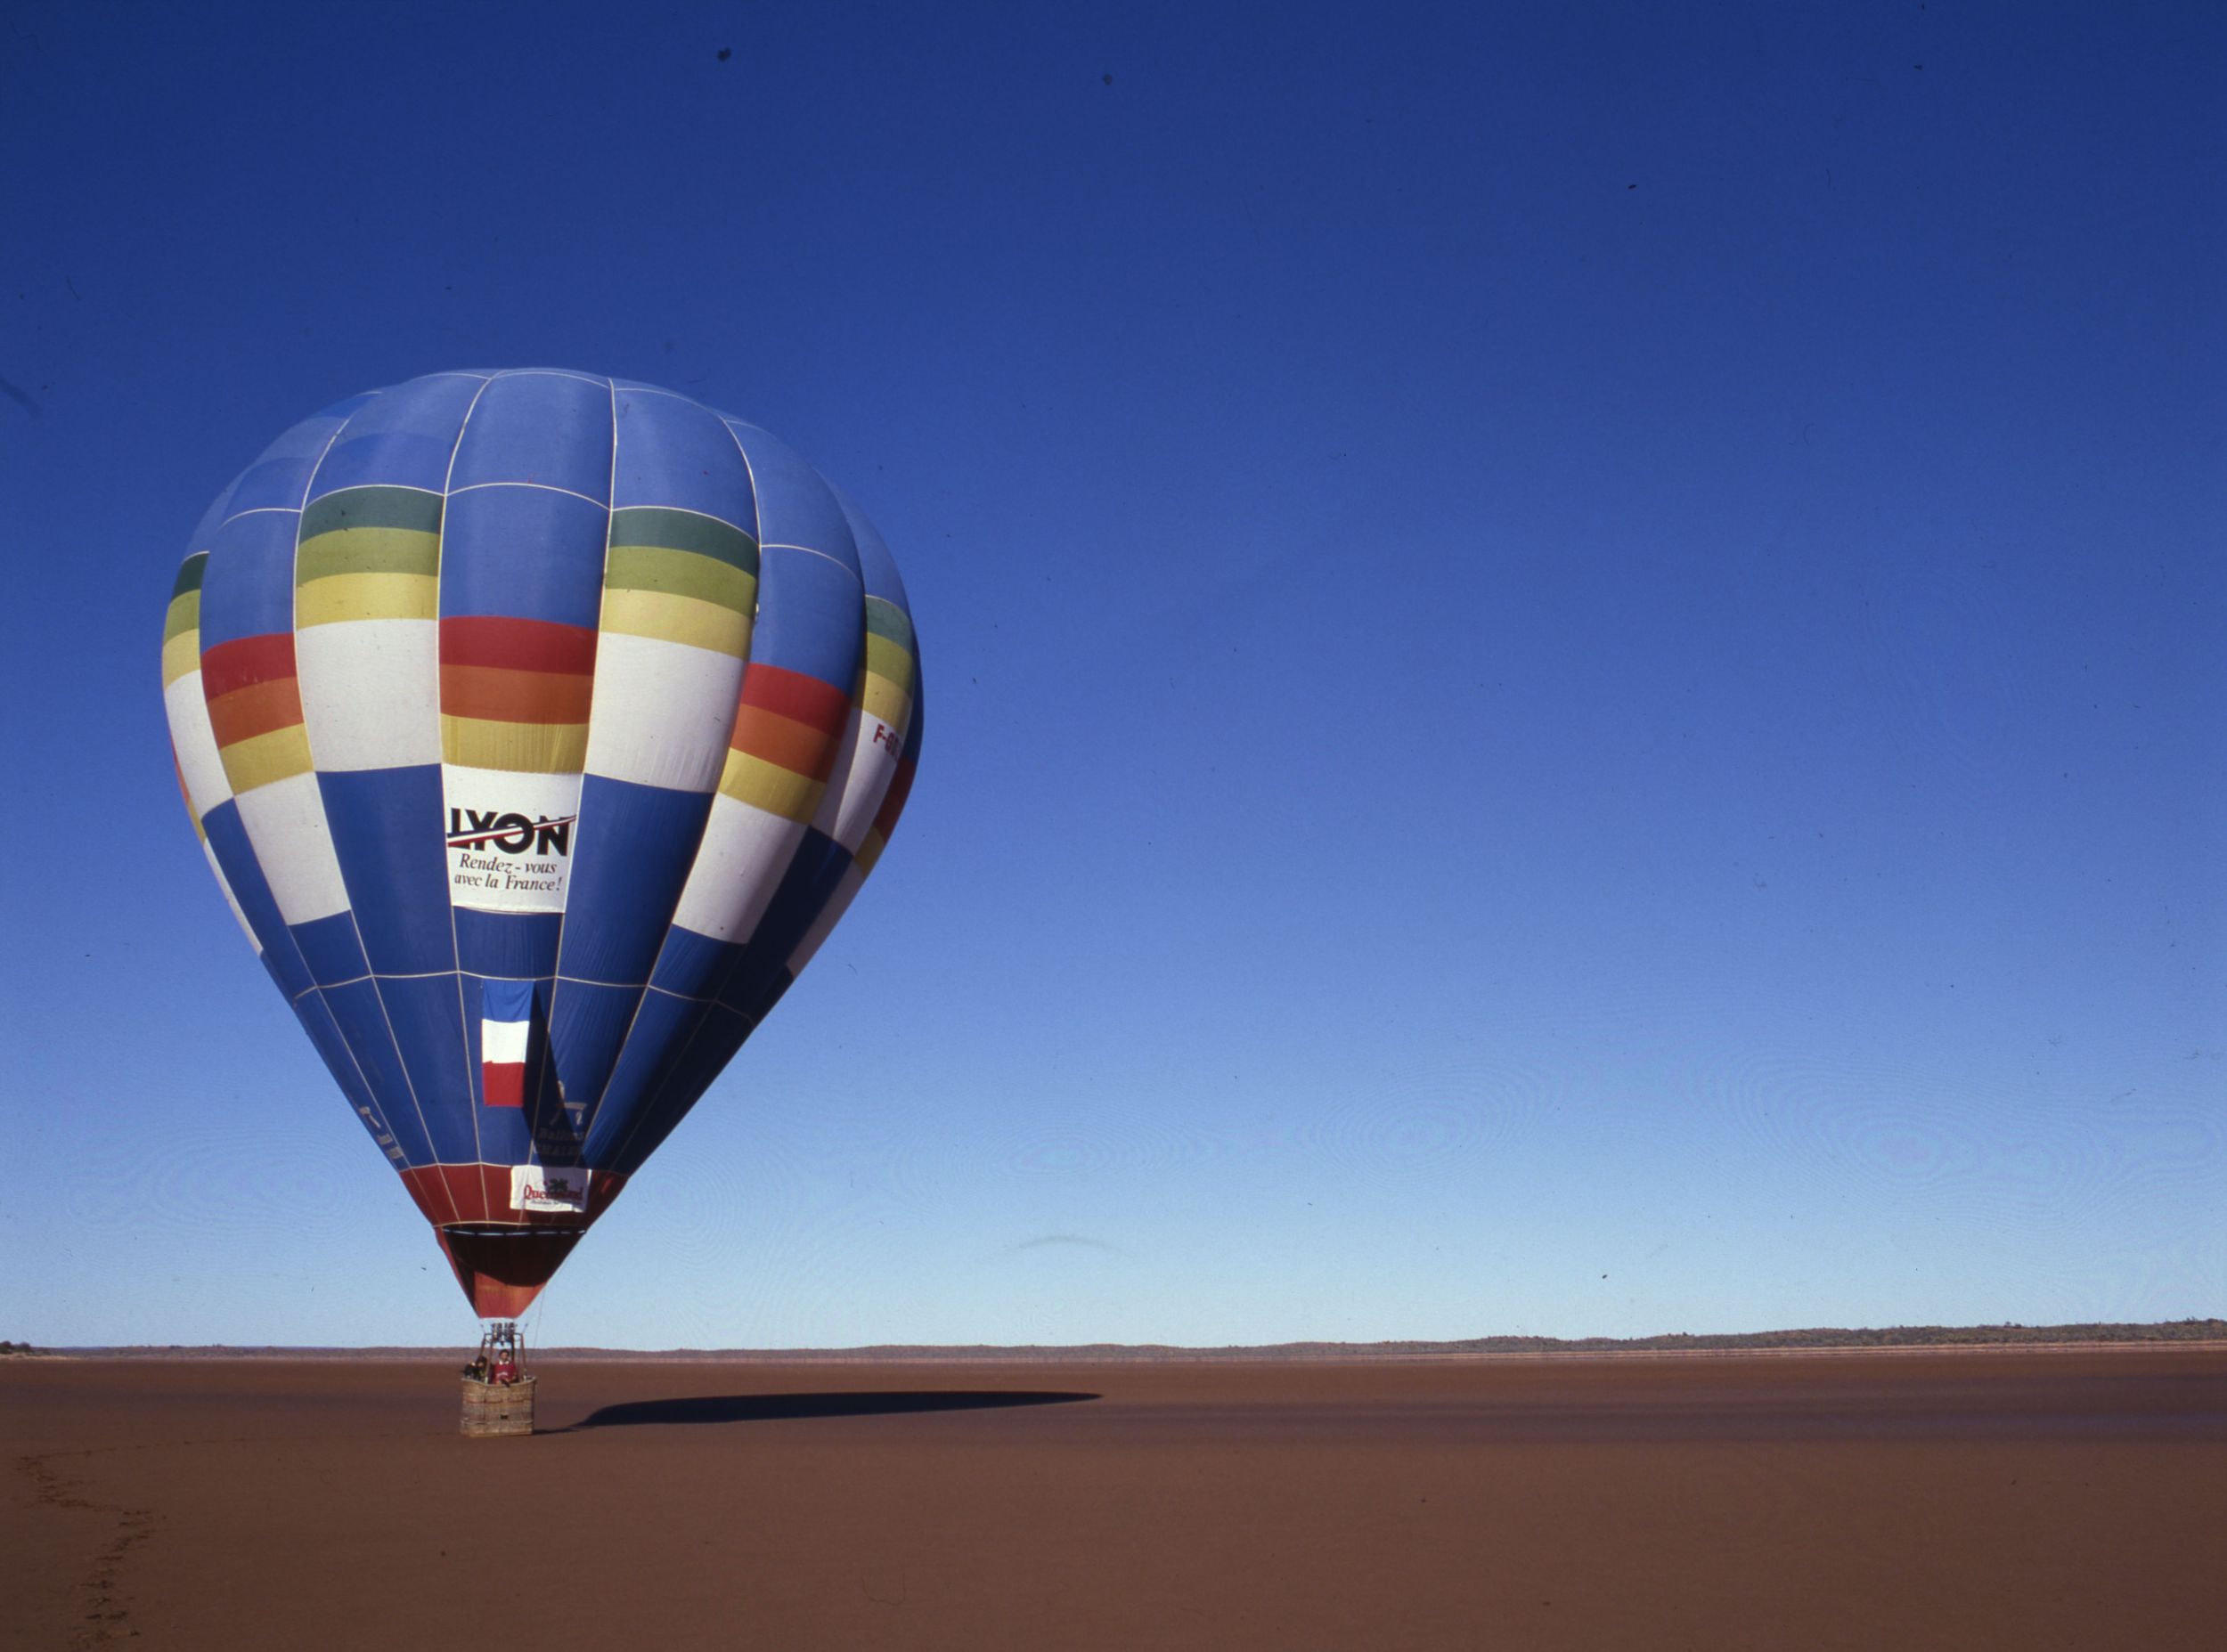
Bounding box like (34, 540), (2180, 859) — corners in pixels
(565, 1390), (1100, 1429)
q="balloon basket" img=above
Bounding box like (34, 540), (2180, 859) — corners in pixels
(461, 1372), (535, 1437)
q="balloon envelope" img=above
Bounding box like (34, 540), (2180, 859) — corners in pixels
(161, 370), (922, 1315)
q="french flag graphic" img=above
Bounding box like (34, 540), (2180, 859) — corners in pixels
(480, 978), (534, 1109)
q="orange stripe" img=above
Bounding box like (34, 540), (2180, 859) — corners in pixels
(441, 663), (595, 725)
(730, 704), (836, 777)
(207, 677), (305, 747)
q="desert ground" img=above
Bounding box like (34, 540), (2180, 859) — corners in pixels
(5, 1348), (2223, 1649)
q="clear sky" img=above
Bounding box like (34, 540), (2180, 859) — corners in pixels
(3, 1), (2220, 1349)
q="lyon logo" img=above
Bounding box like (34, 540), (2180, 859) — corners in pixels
(448, 809), (575, 857)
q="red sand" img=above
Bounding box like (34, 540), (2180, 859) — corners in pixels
(5, 1349), (2223, 1649)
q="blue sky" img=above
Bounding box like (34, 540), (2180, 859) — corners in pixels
(3, 0), (2220, 1347)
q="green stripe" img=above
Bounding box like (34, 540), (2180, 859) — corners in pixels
(171, 552), (207, 599)
(300, 486), (444, 541)
(604, 544), (756, 612)
(863, 595), (915, 654)
(297, 526), (441, 582)
(608, 507), (758, 574)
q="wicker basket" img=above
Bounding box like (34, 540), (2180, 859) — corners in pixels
(460, 1373), (536, 1437)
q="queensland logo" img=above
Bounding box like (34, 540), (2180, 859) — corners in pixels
(510, 1164), (590, 1213)
(446, 809), (576, 857)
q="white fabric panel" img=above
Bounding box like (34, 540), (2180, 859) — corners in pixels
(442, 768), (583, 915)
(232, 769), (352, 924)
(297, 619), (440, 770)
(165, 671), (233, 817)
(810, 704), (901, 853)
(670, 793), (805, 942)
(481, 1018), (531, 1063)
(581, 631), (743, 793)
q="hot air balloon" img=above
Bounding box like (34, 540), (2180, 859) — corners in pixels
(160, 369), (922, 1348)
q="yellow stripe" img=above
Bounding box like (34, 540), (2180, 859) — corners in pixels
(296, 572), (438, 625)
(599, 588), (754, 657)
(220, 725), (314, 793)
(161, 629), (200, 688)
(860, 670), (912, 729)
(853, 827), (888, 874)
(163, 590), (200, 644)
(294, 525), (441, 582)
(442, 715), (590, 772)
(864, 633), (917, 696)
(718, 750), (826, 822)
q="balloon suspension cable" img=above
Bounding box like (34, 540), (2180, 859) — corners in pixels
(462, 1319), (526, 1388)
(522, 1290), (547, 1359)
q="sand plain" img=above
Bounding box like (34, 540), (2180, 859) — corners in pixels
(5, 1348), (2223, 1650)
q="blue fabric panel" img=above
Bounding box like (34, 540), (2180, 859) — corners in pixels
(647, 924), (741, 999)
(559, 777), (713, 984)
(186, 478), (241, 555)
(196, 510), (304, 647)
(719, 420), (857, 566)
(319, 979), (437, 1167)
(448, 370), (612, 497)
(222, 397), (374, 513)
(201, 801), (314, 1001)
(601, 1003), (755, 1177)
(831, 483), (912, 612)
(481, 976), (534, 1022)
(308, 372), (485, 498)
(290, 910), (369, 989)
(581, 988), (711, 1165)
(456, 909), (561, 981)
(318, 766), (453, 974)
(750, 544), (865, 684)
(437, 484), (608, 627)
(612, 389), (757, 525)
(377, 972), (479, 1161)
(290, 991), (394, 1153)
(546, 979), (641, 1117)
(743, 968), (796, 1031)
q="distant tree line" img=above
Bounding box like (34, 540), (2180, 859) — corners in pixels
(1246, 1319), (2227, 1357)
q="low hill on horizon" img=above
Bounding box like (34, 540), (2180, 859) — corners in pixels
(14, 1319), (2223, 1361)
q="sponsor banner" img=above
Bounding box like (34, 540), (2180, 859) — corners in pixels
(510, 1164), (591, 1214)
(444, 768), (582, 913)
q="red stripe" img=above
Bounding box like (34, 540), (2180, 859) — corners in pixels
(200, 632), (296, 697)
(482, 1062), (525, 1109)
(871, 753), (918, 840)
(399, 1165), (631, 1233)
(738, 663), (850, 736)
(440, 615), (600, 675)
